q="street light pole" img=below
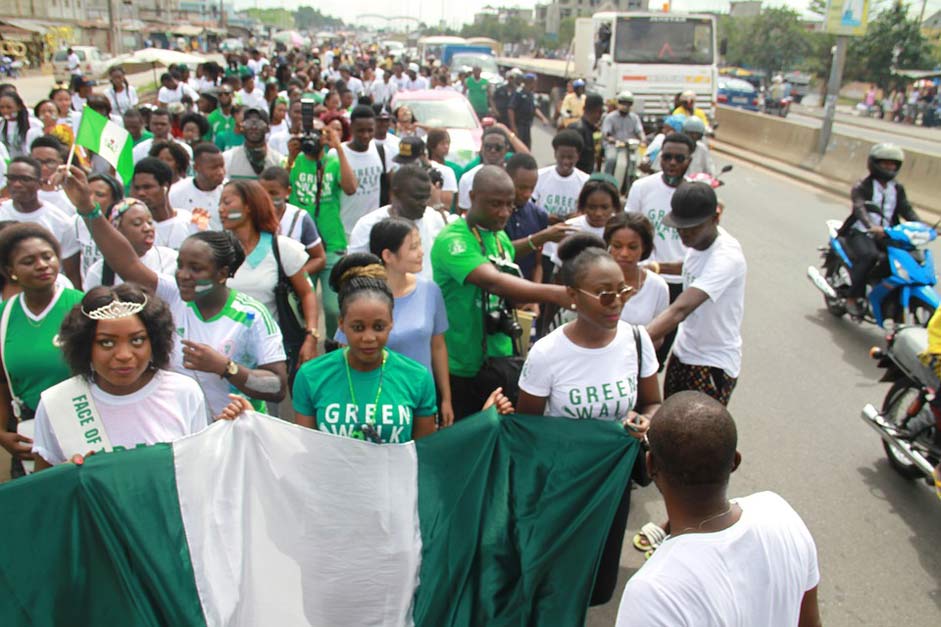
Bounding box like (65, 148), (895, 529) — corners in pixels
(818, 35), (847, 155)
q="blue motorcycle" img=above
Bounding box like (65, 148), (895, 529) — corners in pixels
(807, 213), (940, 327)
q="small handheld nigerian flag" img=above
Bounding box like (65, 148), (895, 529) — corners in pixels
(74, 106), (134, 185)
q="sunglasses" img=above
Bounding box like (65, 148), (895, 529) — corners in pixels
(483, 142), (506, 152)
(661, 153), (688, 163)
(6, 174), (39, 183)
(578, 286), (633, 307)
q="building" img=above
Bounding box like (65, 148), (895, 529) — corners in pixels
(729, 1), (761, 18)
(535, 0), (649, 37)
(474, 5), (535, 25)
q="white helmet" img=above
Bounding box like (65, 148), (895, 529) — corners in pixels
(617, 90), (634, 103)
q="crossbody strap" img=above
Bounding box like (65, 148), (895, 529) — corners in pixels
(632, 325), (643, 379)
(271, 233), (287, 283)
(0, 295), (25, 418)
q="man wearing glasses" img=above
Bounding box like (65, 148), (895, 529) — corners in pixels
(626, 133), (696, 365)
(223, 108), (284, 181)
(456, 126), (529, 212)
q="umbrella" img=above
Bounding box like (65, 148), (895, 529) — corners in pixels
(272, 31), (310, 49)
(111, 48), (207, 86)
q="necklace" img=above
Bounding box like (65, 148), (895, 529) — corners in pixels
(675, 503), (735, 536)
(343, 348), (388, 416)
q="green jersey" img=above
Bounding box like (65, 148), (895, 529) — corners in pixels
(293, 349), (436, 443)
(465, 76), (490, 116)
(1, 289), (84, 412)
(431, 218), (515, 377)
(131, 130), (153, 147)
(289, 153), (345, 252)
(214, 129), (244, 152)
(207, 109), (235, 139)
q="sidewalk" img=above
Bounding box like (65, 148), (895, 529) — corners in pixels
(792, 102), (941, 143)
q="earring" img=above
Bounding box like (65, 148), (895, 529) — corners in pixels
(10, 274), (17, 281)
(148, 360), (157, 371)
(570, 303), (576, 311)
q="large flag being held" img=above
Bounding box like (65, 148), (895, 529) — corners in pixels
(74, 105), (135, 185)
(0, 409), (639, 626)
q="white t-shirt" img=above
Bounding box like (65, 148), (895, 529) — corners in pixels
(375, 133), (401, 163)
(237, 88), (267, 111)
(227, 234), (308, 319)
(105, 85), (139, 116)
(154, 209), (196, 250)
(347, 205), (453, 280)
(620, 269), (670, 326)
(431, 160), (458, 193)
(519, 322), (658, 420)
(532, 165), (590, 218)
(279, 203), (322, 250)
(0, 200), (80, 258)
(157, 83), (199, 106)
(169, 177), (224, 231)
(343, 76), (365, 96)
(339, 141), (390, 236)
(38, 189), (77, 215)
(616, 491), (819, 627)
(155, 274), (286, 416)
(457, 163), (483, 210)
(543, 214), (605, 266)
(84, 245), (178, 289)
(32, 370), (210, 465)
(672, 229), (747, 377)
(133, 137), (193, 164)
(626, 173), (686, 283)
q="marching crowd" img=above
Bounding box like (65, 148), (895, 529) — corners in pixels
(0, 42), (822, 625)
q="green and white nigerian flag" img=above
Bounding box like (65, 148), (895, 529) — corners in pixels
(0, 410), (639, 626)
(74, 105), (134, 185)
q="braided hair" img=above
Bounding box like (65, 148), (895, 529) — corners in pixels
(185, 230), (245, 278)
(328, 252), (394, 317)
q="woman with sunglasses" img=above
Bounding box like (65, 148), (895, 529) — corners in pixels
(516, 233), (661, 607)
(604, 212), (669, 326)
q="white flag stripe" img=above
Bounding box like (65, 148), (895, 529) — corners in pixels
(173, 413), (422, 627)
(96, 121), (131, 165)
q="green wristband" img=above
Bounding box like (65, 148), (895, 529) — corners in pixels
(84, 202), (102, 221)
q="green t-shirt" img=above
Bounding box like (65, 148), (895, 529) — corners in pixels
(132, 130), (153, 147)
(292, 348), (436, 443)
(214, 129), (244, 151)
(431, 218), (515, 377)
(207, 109), (235, 139)
(289, 153), (345, 252)
(465, 76), (490, 115)
(1, 289), (84, 412)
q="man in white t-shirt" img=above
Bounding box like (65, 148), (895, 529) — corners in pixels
(340, 105), (391, 236)
(532, 129), (590, 221)
(626, 132), (695, 365)
(132, 157), (196, 250)
(338, 65), (364, 97)
(370, 72), (397, 108)
(458, 127), (516, 211)
(67, 48), (82, 76)
(236, 69), (267, 111)
(616, 392), (821, 627)
(390, 135), (457, 212)
(133, 109), (193, 164)
(0, 157), (82, 287)
(347, 165), (451, 280)
(646, 182), (746, 406)
(169, 143), (227, 230)
(373, 106), (400, 157)
(157, 71), (199, 109)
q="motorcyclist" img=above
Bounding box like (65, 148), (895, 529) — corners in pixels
(840, 143), (920, 316)
(557, 79), (586, 128)
(679, 117), (714, 176)
(601, 90), (644, 175)
(770, 75), (785, 102)
(672, 90), (710, 131)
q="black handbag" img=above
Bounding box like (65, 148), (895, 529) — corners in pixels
(630, 324), (653, 487)
(271, 234), (307, 384)
(475, 286), (525, 405)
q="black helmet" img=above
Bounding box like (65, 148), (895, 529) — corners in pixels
(867, 143), (904, 182)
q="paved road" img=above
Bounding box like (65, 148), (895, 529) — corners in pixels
(8, 68), (162, 108)
(524, 123), (941, 626)
(786, 108), (941, 157)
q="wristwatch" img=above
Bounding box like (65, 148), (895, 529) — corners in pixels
(221, 359), (239, 380)
(307, 328), (320, 340)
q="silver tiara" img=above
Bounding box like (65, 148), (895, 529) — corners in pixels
(81, 295), (148, 320)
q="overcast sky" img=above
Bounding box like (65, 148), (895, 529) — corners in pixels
(233, 0), (935, 30)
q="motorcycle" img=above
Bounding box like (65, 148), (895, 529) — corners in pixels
(763, 96), (791, 117)
(806, 209), (940, 327)
(689, 164), (733, 189)
(861, 326), (940, 486)
(609, 138), (641, 196)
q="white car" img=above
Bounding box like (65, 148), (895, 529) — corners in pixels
(391, 90), (483, 168)
(52, 46), (110, 83)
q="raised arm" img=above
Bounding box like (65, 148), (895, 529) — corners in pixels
(465, 261), (571, 308)
(58, 166), (159, 291)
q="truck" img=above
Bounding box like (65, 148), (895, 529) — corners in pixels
(499, 11), (718, 130)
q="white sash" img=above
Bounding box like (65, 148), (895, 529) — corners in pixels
(39, 376), (114, 460)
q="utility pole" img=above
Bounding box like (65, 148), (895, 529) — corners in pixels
(106, 0), (121, 56)
(817, 35), (847, 155)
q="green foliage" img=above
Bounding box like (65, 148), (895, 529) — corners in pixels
(721, 7), (811, 76)
(461, 16), (540, 44)
(293, 6), (345, 32)
(244, 8), (294, 30)
(844, 1), (931, 87)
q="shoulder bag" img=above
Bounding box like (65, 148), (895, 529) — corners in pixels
(272, 235), (307, 385)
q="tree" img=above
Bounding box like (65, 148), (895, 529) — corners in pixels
(723, 7), (811, 76)
(844, 1), (931, 87)
(294, 6), (345, 32)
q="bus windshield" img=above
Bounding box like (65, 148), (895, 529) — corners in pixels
(614, 16), (714, 65)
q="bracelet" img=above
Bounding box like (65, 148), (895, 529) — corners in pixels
(83, 202), (102, 221)
(527, 234), (538, 251)
(649, 261), (661, 274)
(307, 328), (320, 340)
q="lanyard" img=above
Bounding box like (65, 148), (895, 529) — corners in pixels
(470, 224), (506, 257)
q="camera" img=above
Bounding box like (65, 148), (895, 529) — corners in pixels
(299, 96), (322, 158)
(486, 306), (523, 339)
(421, 160), (444, 188)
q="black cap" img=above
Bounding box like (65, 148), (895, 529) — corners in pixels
(242, 107), (270, 124)
(663, 182), (718, 229)
(393, 136), (427, 163)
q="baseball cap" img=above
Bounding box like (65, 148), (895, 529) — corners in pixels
(663, 182), (718, 229)
(76, 77), (98, 88)
(242, 107), (270, 125)
(408, 62), (419, 73)
(393, 136), (426, 163)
